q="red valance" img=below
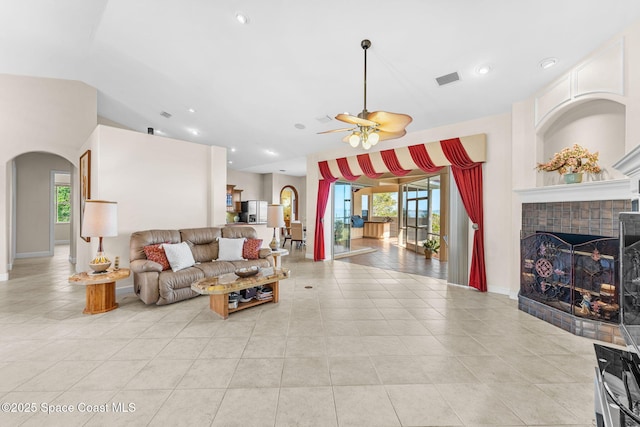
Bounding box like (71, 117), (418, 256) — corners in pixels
(381, 149), (411, 176)
(318, 160), (338, 182)
(336, 157), (361, 181)
(357, 154), (384, 179)
(408, 144), (443, 173)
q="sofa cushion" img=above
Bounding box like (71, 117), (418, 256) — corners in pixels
(163, 242), (196, 272)
(193, 260), (237, 277)
(143, 243), (170, 271)
(157, 267), (204, 305)
(218, 237), (246, 261)
(130, 229), (181, 262)
(243, 238), (262, 260)
(180, 227), (221, 261)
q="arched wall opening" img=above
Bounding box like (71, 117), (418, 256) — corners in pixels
(7, 150), (77, 275)
(537, 98), (626, 186)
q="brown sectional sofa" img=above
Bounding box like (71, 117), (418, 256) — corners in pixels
(129, 226), (274, 305)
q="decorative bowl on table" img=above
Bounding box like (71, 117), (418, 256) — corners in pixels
(234, 266), (259, 278)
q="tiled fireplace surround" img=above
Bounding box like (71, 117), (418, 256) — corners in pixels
(518, 186), (632, 345)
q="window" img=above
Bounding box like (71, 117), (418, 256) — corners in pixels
(372, 192), (398, 217)
(56, 185), (71, 223)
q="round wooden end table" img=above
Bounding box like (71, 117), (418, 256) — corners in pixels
(68, 268), (130, 314)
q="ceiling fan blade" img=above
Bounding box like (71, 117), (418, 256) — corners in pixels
(317, 127), (355, 134)
(367, 111), (413, 133)
(335, 113), (377, 127)
(376, 129), (407, 142)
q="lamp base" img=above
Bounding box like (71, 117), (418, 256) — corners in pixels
(89, 252), (111, 273)
(269, 237), (278, 251)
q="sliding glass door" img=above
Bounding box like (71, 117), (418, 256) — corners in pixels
(333, 182), (351, 255)
(402, 176), (441, 254)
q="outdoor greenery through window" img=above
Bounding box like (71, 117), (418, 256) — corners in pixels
(56, 185), (71, 223)
(372, 192), (398, 217)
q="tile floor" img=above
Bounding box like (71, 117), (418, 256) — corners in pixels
(0, 243), (603, 426)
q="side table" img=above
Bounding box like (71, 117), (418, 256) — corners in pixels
(68, 268), (130, 314)
(270, 248), (289, 268)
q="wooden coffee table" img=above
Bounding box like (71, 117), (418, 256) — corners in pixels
(68, 268), (130, 314)
(191, 267), (290, 319)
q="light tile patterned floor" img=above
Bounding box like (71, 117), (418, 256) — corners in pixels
(0, 245), (601, 426)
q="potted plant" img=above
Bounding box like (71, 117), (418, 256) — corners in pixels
(536, 144), (601, 184)
(422, 238), (440, 259)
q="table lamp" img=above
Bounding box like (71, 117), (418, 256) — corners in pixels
(82, 200), (118, 273)
(266, 204), (285, 251)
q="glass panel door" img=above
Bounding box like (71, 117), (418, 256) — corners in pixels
(402, 177), (441, 254)
(333, 182), (351, 255)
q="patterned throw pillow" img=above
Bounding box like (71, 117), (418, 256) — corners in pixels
(143, 243), (170, 271)
(243, 238), (263, 260)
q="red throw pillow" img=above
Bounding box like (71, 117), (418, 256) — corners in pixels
(143, 243), (171, 271)
(243, 238), (262, 260)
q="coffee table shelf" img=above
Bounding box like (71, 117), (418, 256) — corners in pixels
(192, 268), (289, 319)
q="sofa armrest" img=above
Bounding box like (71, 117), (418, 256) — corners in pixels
(258, 248), (272, 259)
(130, 259), (163, 274)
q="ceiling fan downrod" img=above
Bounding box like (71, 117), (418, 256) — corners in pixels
(359, 39), (371, 120)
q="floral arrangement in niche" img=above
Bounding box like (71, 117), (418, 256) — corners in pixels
(536, 144), (602, 175)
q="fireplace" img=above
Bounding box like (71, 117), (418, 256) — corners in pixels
(517, 194), (632, 345)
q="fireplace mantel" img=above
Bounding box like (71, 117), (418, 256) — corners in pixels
(514, 179), (631, 203)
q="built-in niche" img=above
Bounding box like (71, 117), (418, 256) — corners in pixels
(539, 99), (626, 186)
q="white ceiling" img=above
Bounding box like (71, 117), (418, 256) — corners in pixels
(2, 1), (640, 176)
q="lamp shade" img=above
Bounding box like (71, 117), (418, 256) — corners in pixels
(266, 204), (285, 228)
(82, 200), (118, 237)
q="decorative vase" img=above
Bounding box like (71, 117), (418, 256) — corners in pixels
(424, 249), (432, 259)
(563, 172), (583, 184)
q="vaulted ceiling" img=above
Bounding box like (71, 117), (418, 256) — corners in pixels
(2, 0), (640, 176)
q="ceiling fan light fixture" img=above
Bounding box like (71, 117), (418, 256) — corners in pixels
(349, 133), (360, 147)
(368, 131), (380, 145)
(362, 140), (372, 150)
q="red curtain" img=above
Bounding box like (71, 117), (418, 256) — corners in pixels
(381, 149), (411, 176)
(357, 154), (384, 178)
(408, 144), (443, 174)
(441, 138), (487, 292)
(314, 179), (334, 261)
(336, 157), (361, 181)
(318, 160), (338, 181)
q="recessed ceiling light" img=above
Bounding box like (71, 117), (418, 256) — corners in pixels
(294, 123), (306, 130)
(539, 57), (558, 69)
(231, 148), (236, 152)
(280, 170), (286, 172)
(475, 64), (492, 75)
(188, 108), (196, 113)
(189, 129), (199, 136)
(266, 150), (276, 156)
(228, 160), (233, 164)
(236, 12), (249, 24)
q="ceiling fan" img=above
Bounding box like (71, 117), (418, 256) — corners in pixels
(319, 39), (412, 149)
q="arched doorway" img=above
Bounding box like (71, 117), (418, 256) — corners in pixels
(7, 151), (77, 279)
(280, 185), (298, 229)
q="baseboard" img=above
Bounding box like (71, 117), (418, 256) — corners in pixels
(116, 285), (134, 296)
(55, 240), (70, 245)
(68, 256), (76, 264)
(14, 251), (53, 259)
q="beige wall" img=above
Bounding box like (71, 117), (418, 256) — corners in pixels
(76, 125), (228, 289)
(0, 74), (97, 279)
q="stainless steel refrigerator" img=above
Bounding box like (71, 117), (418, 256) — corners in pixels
(240, 200), (268, 224)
